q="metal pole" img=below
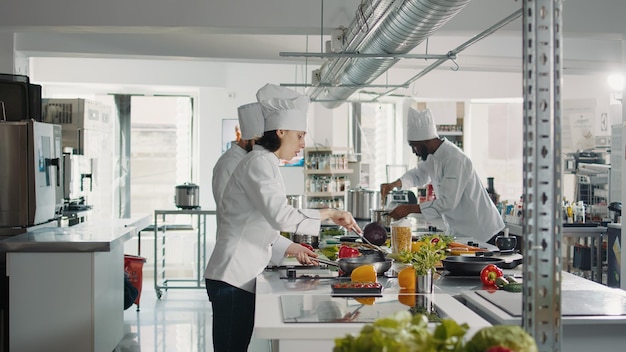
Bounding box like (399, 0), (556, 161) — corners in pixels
(522, 1), (563, 351)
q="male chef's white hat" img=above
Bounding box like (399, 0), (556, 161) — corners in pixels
(256, 83), (310, 132)
(407, 108), (439, 142)
(237, 102), (264, 140)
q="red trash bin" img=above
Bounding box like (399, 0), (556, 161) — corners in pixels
(124, 254), (147, 311)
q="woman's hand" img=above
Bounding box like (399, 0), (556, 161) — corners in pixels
(285, 242), (318, 265)
(328, 209), (362, 234)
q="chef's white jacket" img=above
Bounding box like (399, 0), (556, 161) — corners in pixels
(399, 139), (504, 242)
(212, 143), (247, 206)
(205, 145), (321, 293)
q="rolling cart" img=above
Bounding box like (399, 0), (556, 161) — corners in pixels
(153, 209), (216, 299)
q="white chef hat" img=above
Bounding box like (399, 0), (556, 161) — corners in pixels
(237, 102), (264, 140)
(407, 108), (439, 142)
(256, 83), (310, 132)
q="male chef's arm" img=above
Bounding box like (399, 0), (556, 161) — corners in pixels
(383, 165), (429, 219)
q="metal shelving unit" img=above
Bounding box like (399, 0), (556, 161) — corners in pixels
(153, 209), (216, 299)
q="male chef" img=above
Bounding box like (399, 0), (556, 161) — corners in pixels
(212, 102), (264, 206)
(380, 108), (505, 244)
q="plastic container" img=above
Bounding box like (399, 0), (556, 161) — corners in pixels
(390, 218), (412, 254)
(124, 254), (147, 311)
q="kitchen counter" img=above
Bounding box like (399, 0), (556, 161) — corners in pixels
(0, 215), (150, 352)
(461, 270), (626, 352)
(0, 214), (151, 252)
(253, 262), (492, 352)
(255, 251), (626, 352)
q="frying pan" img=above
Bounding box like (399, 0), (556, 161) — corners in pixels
(316, 257), (393, 276)
(441, 256), (505, 276)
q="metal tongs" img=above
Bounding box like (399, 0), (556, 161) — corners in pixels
(352, 229), (386, 253)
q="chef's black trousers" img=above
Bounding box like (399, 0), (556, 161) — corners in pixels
(205, 278), (255, 352)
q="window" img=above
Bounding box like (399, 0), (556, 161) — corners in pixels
(130, 96), (193, 216)
(350, 102), (401, 189)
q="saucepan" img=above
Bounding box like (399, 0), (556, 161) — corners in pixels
(316, 257), (393, 276)
(441, 256), (505, 276)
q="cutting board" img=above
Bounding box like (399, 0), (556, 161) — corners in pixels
(475, 289), (626, 317)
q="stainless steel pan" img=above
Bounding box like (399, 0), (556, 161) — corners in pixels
(316, 257), (393, 276)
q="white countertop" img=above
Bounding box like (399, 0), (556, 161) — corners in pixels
(462, 270), (626, 325)
(253, 265), (492, 343)
(0, 214), (151, 252)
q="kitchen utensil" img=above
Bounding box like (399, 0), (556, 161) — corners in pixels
(441, 256), (505, 276)
(370, 209), (393, 228)
(315, 257), (393, 276)
(352, 230), (386, 253)
(290, 233), (319, 249)
(347, 187), (381, 220)
(174, 182), (200, 209)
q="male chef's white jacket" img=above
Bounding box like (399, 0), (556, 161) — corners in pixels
(212, 143), (247, 206)
(399, 139), (504, 242)
(205, 145), (321, 293)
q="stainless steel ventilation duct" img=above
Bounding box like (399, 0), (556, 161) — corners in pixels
(308, 0), (472, 108)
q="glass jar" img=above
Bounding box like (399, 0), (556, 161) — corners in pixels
(390, 218), (412, 254)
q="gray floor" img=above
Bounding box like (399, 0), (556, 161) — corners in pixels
(115, 277), (270, 352)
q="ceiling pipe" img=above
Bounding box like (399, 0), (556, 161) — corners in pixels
(307, 0), (472, 109)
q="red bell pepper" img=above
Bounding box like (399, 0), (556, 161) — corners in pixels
(338, 245), (360, 258)
(480, 264), (503, 286)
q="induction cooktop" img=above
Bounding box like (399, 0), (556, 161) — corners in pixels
(279, 294), (442, 323)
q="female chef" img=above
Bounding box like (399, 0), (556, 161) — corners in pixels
(204, 83), (361, 352)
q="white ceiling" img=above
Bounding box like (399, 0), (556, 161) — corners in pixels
(4, 0), (626, 95)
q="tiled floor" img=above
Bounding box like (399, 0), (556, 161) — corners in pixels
(115, 277), (270, 352)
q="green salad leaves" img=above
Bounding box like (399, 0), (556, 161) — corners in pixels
(333, 311), (468, 352)
(333, 311), (538, 352)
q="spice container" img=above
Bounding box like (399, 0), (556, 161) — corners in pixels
(391, 218), (412, 254)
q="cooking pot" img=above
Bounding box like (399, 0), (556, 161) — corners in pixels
(290, 233), (319, 249)
(370, 209), (392, 228)
(441, 256), (505, 276)
(347, 187), (381, 220)
(175, 183), (200, 209)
